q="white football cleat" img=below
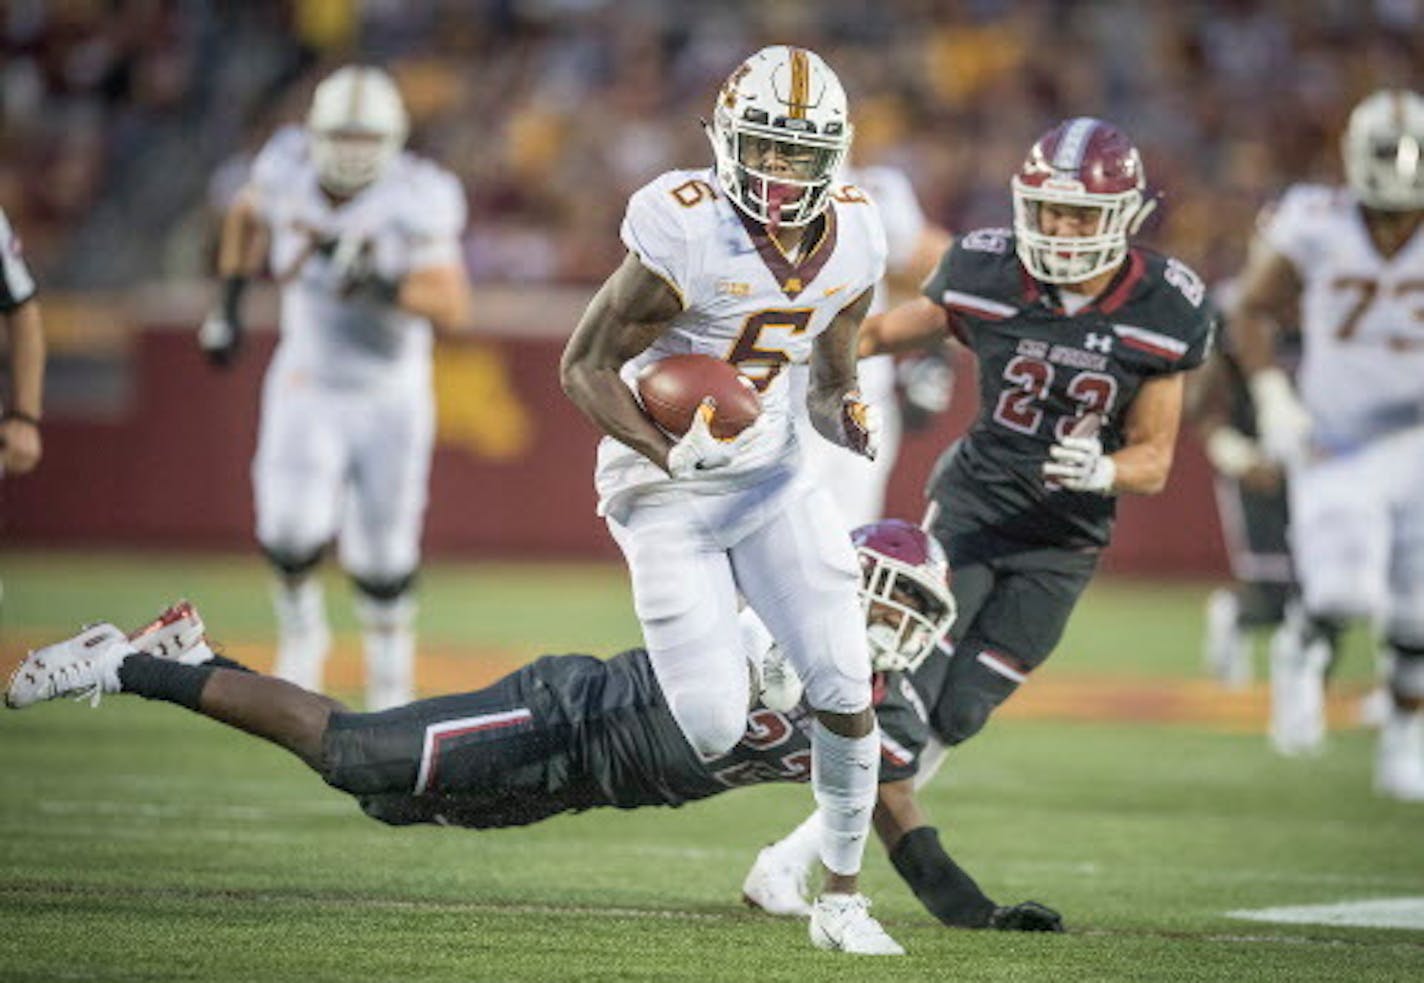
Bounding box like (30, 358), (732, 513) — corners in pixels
(809, 893), (904, 955)
(1375, 710), (1424, 802)
(1268, 631), (1329, 757)
(1203, 588), (1251, 689)
(5, 623), (132, 709)
(127, 601), (211, 664)
(742, 846), (812, 917)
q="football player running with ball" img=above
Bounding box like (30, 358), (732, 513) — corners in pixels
(560, 46), (900, 954)
(742, 118), (1216, 913)
(200, 66), (473, 712)
(4, 522), (1063, 936)
(1231, 89), (1424, 797)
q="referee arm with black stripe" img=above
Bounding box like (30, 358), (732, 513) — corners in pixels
(0, 206), (44, 475)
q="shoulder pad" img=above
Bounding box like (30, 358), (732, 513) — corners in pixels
(939, 229), (1022, 301)
(396, 158), (468, 237)
(250, 125), (309, 194)
(1117, 250), (1217, 370)
(619, 170), (719, 289)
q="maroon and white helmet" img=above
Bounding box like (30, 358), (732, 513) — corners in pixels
(853, 519), (957, 673)
(1011, 117), (1150, 285)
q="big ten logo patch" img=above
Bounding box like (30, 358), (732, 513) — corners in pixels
(433, 342), (532, 460)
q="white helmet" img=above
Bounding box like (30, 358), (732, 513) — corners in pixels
(307, 65), (409, 196)
(708, 46), (852, 228)
(1343, 89), (1424, 211)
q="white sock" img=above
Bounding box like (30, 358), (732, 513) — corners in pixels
(177, 640), (217, 667)
(358, 593), (415, 711)
(271, 578), (330, 690)
(767, 810), (823, 873)
(811, 719), (879, 878)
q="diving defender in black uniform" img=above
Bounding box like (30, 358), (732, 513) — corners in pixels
(5, 520), (1060, 934)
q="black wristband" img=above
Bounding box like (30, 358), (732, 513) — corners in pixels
(3, 410), (40, 428)
(221, 275), (249, 328)
(888, 825), (997, 928)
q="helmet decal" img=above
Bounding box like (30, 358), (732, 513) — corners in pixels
(707, 46), (853, 229)
(1051, 117), (1098, 174)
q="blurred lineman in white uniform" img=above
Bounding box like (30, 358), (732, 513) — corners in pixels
(562, 47), (905, 955)
(1232, 89), (1424, 799)
(788, 165), (952, 527)
(201, 66), (473, 710)
(0, 206), (44, 477)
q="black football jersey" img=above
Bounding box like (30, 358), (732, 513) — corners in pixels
(923, 229), (1217, 548)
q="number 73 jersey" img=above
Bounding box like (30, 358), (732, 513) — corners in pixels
(924, 228), (1216, 549)
(1263, 184), (1424, 451)
(595, 167), (887, 513)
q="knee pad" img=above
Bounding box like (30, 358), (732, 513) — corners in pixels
(670, 693), (748, 757)
(931, 647), (1022, 747)
(261, 542), (325, 579)
(351, 570), (418, 603)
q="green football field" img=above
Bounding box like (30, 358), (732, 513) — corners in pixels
(1, 551), (1421, 982)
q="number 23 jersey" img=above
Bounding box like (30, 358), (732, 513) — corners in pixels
(925, 229), (1216, 549)
(596, 168), (887, 513)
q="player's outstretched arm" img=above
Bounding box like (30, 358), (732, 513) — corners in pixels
(560, 253), (684, 472)
(874, 779), (1063, 932)
(858, 295), (951, 357)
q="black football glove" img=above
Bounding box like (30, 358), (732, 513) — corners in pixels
(198, 276), (247, 369)
(987, 900), (1065, 932)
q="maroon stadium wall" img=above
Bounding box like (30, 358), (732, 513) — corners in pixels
(2, 329), (1228, 575)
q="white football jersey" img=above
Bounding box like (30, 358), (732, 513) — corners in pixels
(789, 165), (930, 410)
(249, 126), (466, 390)
(1265, 183), (1424, 449)
(597, 167), (887, 512)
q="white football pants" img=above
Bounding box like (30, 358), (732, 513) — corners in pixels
(253, 373), (434, 583)
(606, 466), (872, 756)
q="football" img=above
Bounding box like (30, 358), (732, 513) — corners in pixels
(635, 354), (762, 440)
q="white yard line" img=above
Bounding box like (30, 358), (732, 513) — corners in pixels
(1226, 897), (1424, 930)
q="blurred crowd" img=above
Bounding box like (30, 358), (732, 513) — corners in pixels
(3, 0), (1423, 294)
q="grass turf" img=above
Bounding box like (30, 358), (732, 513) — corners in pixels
(0, 551), (1420, 981)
